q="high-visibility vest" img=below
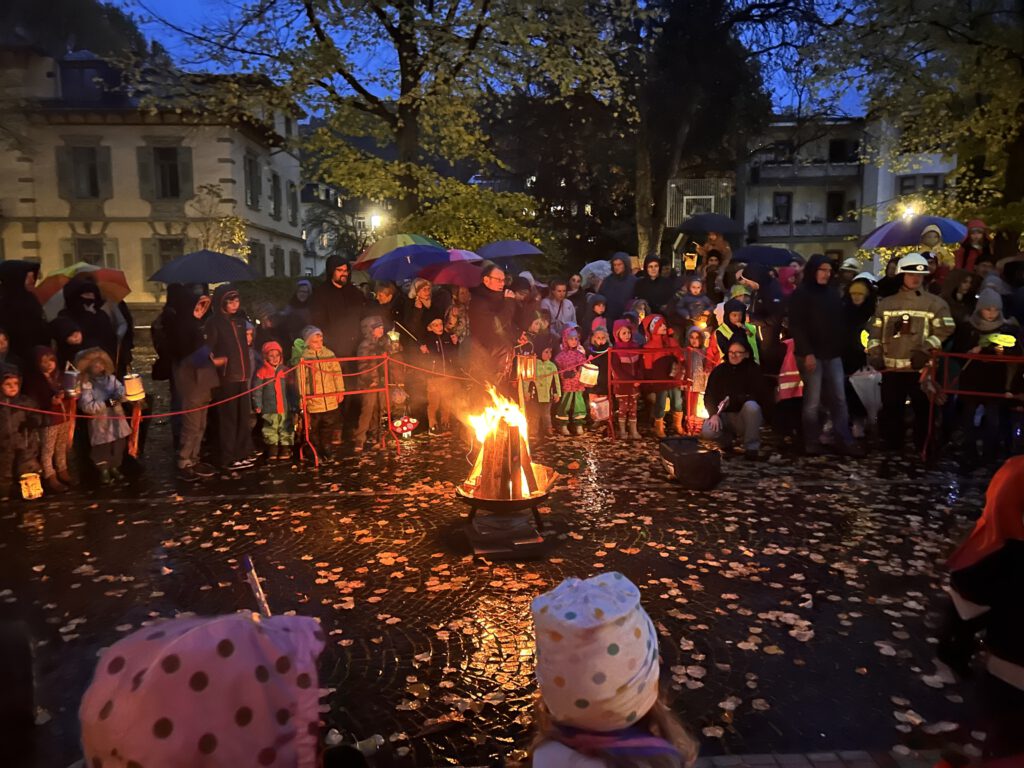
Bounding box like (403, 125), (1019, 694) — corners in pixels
(777, 338), (804, 402)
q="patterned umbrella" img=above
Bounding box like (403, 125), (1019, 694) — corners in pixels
(353, 234), (445, 270)
(861, 215), (967, 249)
(34, 262), (132, 320)
(367, 248), (450, 283)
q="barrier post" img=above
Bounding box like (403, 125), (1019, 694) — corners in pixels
(607, 348), (616, 440)
(383, 354), (400, 457)
(298, 359), (319, 468)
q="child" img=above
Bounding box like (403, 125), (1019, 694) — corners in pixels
(353, 315), (388, 452)
(682, 327), (712, 435)
(667, 276), (714, 332)
(76, 347), (131, 485)
(641, 314), (685, 438)
(527, 309), (561, 357)
(580, 294), (607, 345)
(529, 572), (698, 768)
(421, 314), (458, 435)
(293, 325), (345, 463)
(0, 368), (41, 500)
(206, 284), (256, 471)
(586, 324), (612, 435)
(253, 340), (295, 461)
(24, 346), (74, 493)
(554, 326), (589, 436)
(529, 343), (561, 439)
(611, 319), (642, 439)
(714, 298), (760, 364)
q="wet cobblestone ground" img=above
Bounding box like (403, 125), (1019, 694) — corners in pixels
(0, 416), (995, 767)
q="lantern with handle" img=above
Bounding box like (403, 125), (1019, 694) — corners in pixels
(516, 343), (537, 382)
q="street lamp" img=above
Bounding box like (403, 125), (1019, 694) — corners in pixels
(370, 211), (385, 231)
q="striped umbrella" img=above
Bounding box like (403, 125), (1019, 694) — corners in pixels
(34, 262), (132, 320)
(353, 234), (445, 270)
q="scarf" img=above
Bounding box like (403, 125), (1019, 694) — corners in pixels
(555, 726), (681, 762)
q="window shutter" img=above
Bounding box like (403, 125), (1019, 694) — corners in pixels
(177, 146), (194, 200)
(55, 147), (74, 201)
(59, 238), (75, 268)
(142, 238), (160, 293)
(137, 147), (155, 202)
(103, 237), (119, 269)
(96, 146), (113, 200)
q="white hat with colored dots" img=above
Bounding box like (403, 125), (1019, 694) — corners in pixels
(531, 572), (660, 732)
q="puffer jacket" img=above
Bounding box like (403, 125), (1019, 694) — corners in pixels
(205, 284), (252, 384)
(867, 287), (955, 370)
(298, 346), (345, 413)
(79, 374), (132, 445)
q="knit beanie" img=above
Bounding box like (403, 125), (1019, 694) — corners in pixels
(976, 287), (1002, 313)
(532, 573), (660, 732)
(729, 284), (752, 299)
(301, 325), (323, 343)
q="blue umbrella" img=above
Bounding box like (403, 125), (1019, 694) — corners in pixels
(368, 248), (449, 283)
(732, 245), (802, 268)
(149, 249), (259, 283)
(477, 240), (543, 260)
(861, 215), (967, 249)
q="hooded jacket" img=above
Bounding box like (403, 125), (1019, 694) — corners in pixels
(704, 343), (764, 414)
(841, 279), (877, 374)
(355, 315), (388, 389)
(554, 326), (588, 393)
(204, 284), (252, 384)
(50, 315), (82, 370)
(954, 219), (993, 272)
(667, 278), (714, 330)
(310, 255), (367, 357)
(715, 299), (760, 364)
(640, 314), (682, 393)
(58, 277), (118, 360)
(788, 254), (845, 360)
(0, 369), (40, 462)
(0, 260), (50, 363)
(955, 289), (1021, 394)
(597, 254), (638, 323)
(633, 257), (676, 313)
(610, 319), (641, 397)
(23, 346), (69, 427)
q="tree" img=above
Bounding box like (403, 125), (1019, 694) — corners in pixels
(1, 0), (150, 59)
(187, 183), (251, 258)
(810, 0), (1024, 239)
(142, 0), (622, 242)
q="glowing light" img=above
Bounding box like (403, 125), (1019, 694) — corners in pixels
(369, 211), (385, 230)
(900, 202), (921, 220)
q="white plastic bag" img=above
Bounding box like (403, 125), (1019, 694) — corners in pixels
(849, 366), (882, 424)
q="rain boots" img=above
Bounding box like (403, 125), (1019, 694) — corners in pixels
(653, 418), (666, 438)
(628, 419), (641, 440)
(42, 475), (67, 495)
(559, 425), (571, 436)
(572, 423), (585, 436)
(672, 411), (685, 435)
(617, 418), (629, 439)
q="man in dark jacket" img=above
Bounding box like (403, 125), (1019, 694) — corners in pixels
(310, 255), (366, 358)
(205, 284), (255, 472)
(467, 263), (515, 380)
(788, 254), (861, 456)
(702, 337), (765, 459)
(598, 252), (638, 323)
(59, 277), (118, 362)
(0, 260), (49, 364)
(633, 256), (676, 314)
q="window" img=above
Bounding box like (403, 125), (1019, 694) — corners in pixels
(825, 249), (844, 261)
(826, 191), (846, 221)
(772, 192), (793, 224)
(272, 246), (285, 277)
(898, 175), (918, 195)
(289, 249), (301, 276)
(158, 237), (185, 267)
(154, 147), (181, 199)
(921, 174), (941, 190)
(249, 241), (267, 276)
(828, 139), (858, 163)
(287, 182), (299, 226)
(72, 146), (100, 199)
(75, 236), (105, 265)
(244, 155), (262, 210)
(284, 116), (293, 137)
(270, 172), (282, 220)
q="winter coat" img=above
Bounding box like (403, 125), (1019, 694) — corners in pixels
(611, 329), (642, 398)
(666, 291), (714, 331)
(421, 331), (458, 376)
(58, 278), (118, 361)
(633, 273), (676, 314)
(0, 260), (50, 363)
(297, 346), (345, 413)
(79, 374), (132, 446)
(281, 282), (314, 342)
(704, 356), (764, 414)
(597, 267), (637, 323)
(715, 300), (761, 364)
(788, 254), (846, 360)
(585, 340), (610, 396)
(205, 285), (253, 385)
(533, 359), (561, 403)
(640, 315), (683, 394)
(50, 315), (82, 371)
(23, 358), (68, 428)
(867, 287), (955, 371)
(468, 284), (515, 354)
(310, 255), (367, 357)
(539, 297), (576, 335)
(840, 289), (877, 375)
(253, 363), (295, 415)
(555, 328), (589, 394)
(0, 390), (39, 456)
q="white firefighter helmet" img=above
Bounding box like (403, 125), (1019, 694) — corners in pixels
(896, 253), (930, 274)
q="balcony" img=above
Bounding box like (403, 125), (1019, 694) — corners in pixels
(750, 220), (861, 240)
(749, 161), (862, 185)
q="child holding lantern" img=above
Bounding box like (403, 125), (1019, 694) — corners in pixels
(253, 340), (296, 461)
(76, 347), (131, 485)
(554, 326), (588, 436)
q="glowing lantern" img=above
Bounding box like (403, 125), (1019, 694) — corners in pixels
(516, 351), (537, 381)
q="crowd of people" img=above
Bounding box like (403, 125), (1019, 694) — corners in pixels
(2, 219), (1024, 495)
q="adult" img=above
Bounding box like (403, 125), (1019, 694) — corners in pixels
(0, 260), (49, 364)
(597, 252), (637, 324)
(467, 263), (516, 379)
(956, 219), (994, 272)
(539, 278), (576, 335)
(633, 256), (676, 314)
(702, 337), (765, 459)
(205, 284), (255, 471)
(368, 280), (402, 333)
(866, 253), (955, 451)
(841, 274), (878, 435)
(566, 272), (587, 314)
(788, 255), (862, 456)
(942, 269), (980, 333)
(58, 277), (118, 361)
(876, 257), (901, 298)
(510, 275), (540, 334)
(167, 289), (219, 481)
(938, 457), (1024, 768)
(280, 278), (314, 342)
(702, 250), (725, 304)
(837, 258), (860, 294)
(402, 278), (435, 343)
(310, 255), (366, 358)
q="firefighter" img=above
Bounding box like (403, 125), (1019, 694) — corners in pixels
(866, 253), (955, 451)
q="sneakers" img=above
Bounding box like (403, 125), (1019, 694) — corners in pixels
(229, 459), (255, 471)
(192, 462), (217, 478)
(178, 466), (201, 483)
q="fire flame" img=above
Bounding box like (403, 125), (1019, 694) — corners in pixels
(467, 387), (530, 446)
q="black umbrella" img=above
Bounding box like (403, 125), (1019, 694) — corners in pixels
(149, 249), (260, 284)
(678, 213), (744, 235)
(732, 245), (802, 268)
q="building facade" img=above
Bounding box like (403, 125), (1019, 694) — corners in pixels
(0, 46), (305, 306)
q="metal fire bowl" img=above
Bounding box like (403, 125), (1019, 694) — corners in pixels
(454, 487), (550, 512)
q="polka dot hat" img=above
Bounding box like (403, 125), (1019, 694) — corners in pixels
(531, 572), (660, 732)
(79, 612), (326, 768)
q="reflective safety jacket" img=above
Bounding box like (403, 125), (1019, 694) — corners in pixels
(866, 288), (954, 370)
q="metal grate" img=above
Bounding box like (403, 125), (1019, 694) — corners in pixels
(667, 177), (734, 228)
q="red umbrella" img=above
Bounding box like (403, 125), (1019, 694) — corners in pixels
(418, 261), (483, 287)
